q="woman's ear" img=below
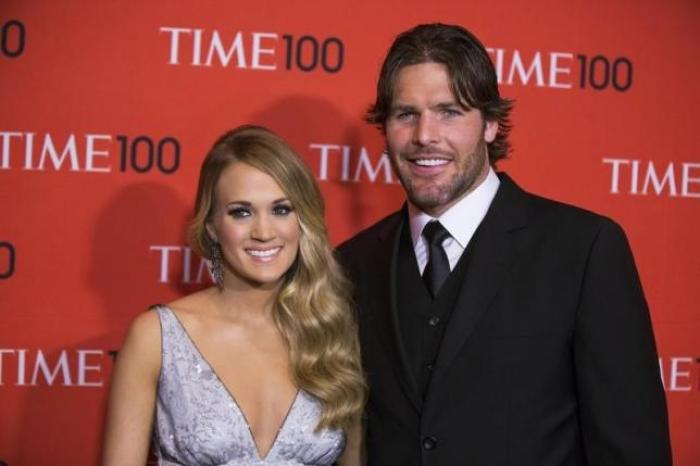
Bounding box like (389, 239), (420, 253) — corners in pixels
(205, 223), (217, 243)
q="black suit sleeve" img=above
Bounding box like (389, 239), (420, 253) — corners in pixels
(573, 220), (672, 465)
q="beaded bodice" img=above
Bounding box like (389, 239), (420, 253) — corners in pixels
(153, 305), (345, 466)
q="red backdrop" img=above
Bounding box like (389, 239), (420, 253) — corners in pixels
(1, 1), (698, 464)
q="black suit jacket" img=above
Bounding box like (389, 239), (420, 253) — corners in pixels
(338, 173), (671, 466)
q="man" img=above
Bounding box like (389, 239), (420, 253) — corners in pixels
(338, 24), (671, 465)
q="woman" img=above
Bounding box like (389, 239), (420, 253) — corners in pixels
(103, 125), (365, 466)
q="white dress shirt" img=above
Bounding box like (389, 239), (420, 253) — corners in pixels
(408, 168), (500, 274)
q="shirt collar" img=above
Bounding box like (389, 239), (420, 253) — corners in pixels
(408, 167), (500, 248)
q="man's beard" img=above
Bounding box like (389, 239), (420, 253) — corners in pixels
(392, 138), (489, 214)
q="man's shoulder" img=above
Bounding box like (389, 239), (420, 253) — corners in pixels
(503, 174), (624, 241)
(529, 191), (606, 222)
(537, 193), (619, 232)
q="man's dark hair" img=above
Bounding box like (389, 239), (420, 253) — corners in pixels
(367, 23), (514, 163)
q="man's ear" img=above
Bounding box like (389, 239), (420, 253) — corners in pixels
(484, 120), (498, 143)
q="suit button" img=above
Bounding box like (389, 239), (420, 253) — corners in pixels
(428, 316), (440, 326)
(426, 363), (434, 371)
(422, 436), (437, 450)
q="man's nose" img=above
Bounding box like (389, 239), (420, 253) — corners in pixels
(413, 114), (439, 146)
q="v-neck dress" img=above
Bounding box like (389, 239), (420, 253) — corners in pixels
(152, 305), (346, 466)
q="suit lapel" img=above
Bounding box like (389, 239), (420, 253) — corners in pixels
(429, 174), (529, 386)
(372, 208), (422, 412)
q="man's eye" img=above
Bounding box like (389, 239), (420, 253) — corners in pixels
(394, 111), (416, 121)
(441, 108), (462, 117)
(228, 207), (251, 218)
(272, 204), (294, 216)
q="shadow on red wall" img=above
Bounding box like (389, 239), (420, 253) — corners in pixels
(14, 182), (192, 465)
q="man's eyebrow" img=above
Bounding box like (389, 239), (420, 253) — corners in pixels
(389, 104), (417, 113)
(434, 101), (461, 109)
(390, 101), (464, 113)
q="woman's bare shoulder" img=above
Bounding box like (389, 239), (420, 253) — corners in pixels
(125, 308), (161, 345)
(110, 308), (163, 386)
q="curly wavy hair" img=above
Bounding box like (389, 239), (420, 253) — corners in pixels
(188, 125), (365, 431)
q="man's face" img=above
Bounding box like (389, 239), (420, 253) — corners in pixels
(385, 62), (498, 216)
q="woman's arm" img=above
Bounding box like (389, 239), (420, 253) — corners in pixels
(337, 414), (365, 466)
(102, 310), (162, 466)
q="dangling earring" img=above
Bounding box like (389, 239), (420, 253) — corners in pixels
(209, 241), (224, 290)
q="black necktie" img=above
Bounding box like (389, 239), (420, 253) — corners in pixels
(422, 221), (451, 298)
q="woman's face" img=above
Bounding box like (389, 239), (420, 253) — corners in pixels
(207, 162), (301, 290)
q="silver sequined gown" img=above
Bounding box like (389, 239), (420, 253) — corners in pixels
(153, 305), (346, 466)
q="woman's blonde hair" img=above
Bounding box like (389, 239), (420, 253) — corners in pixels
(188, 125), (364, 431)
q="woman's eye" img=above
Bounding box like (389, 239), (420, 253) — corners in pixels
(228, 207), (251, 218)
(272, 204), (294, 216)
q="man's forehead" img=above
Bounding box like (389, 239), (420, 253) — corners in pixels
(390, 88), (469, 111)
(392, 63), (460, 93)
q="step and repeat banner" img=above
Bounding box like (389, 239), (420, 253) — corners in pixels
(1, 1), (698, 464)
